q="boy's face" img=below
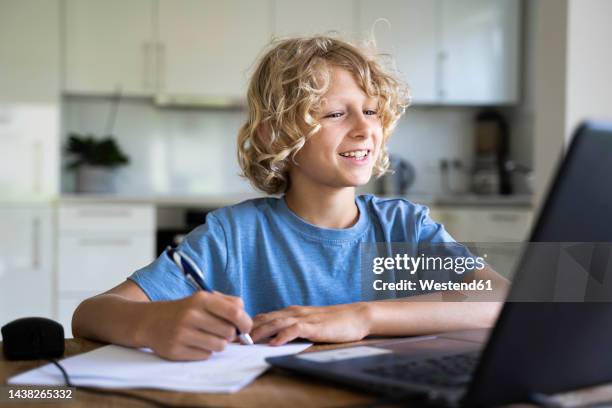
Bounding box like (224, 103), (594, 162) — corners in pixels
(289, 66), (383, 192)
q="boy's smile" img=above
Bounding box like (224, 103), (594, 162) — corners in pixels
(338, 148), (371, 164)
(289, 66), (383, 191)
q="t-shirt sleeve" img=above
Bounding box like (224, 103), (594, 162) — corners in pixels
(415, 205), (456, 243)
(128, 213), (228, 301)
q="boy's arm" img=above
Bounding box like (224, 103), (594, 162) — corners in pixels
(251, 265), (507, 344)
(72, 280), (151, 346)
(72, 280), (252, 360)
(368, 264), (507, 335)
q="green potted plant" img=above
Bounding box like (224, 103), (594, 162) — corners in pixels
(65, 133), (130, 194)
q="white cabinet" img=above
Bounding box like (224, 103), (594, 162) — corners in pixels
(0, 0), (60, 198)
(0, 0), (60, 103)
(432, 207), (533, 243)
(0, 106), (60, 198)
(60, 0), (520, 104)
(57, 203), (156, 335)
(63, 0), (156, 96)
(358, 0), (438, 104)
(274, 0), (355, 38)
(0, 205), (53, 327)
(430, 206), (532, 278)
(63, 0), (274, 101)
(156, 0), (273, 101)
(357, 0), (520, 105)
(440, 0), (520, 104)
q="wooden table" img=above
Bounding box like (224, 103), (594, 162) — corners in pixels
(4, 338), (612, 408)
(1, 338), (383, 408)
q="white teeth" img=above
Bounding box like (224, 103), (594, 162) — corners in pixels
(340, 150), (369, 158)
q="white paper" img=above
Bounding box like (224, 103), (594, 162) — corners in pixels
(8, 342), (311, 393)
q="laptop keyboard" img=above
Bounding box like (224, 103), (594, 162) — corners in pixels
(363, 352), (480, 388)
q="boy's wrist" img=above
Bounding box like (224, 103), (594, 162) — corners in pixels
(356, 301), (375, 337)
(132, 301), (157, 348)
(360, 301), (407, 337)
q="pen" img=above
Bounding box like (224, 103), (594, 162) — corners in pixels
(166, 246), (254, 346)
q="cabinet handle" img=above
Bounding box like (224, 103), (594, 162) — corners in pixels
(77, 238), (132, 247)
(437, 51), (447, 99)
(32, 216), (41, 270)
(142, 42), (152, 90)
(156, 42), (165, 91)
(76, 209), (132, 218)
(33, 141), (42, 194)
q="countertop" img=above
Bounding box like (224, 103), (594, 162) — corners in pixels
(58, 193), (533, 209)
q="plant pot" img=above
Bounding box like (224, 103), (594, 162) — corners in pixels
(75, 165), (117, 194)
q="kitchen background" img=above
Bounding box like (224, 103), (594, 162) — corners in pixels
(1, 0), (611, 335)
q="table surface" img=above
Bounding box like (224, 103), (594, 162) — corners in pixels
(1, 338), (388, 408)
(3, 336), (611, 408)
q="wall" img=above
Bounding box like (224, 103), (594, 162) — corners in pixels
(61, 96), (482, 196)
(62, 96), (252, 196)
(565, 0), (612, 133)
(533, 0), (612, 210)
(533, 0), (568, 209)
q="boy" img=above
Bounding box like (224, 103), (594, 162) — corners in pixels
(72, 36), (507, 361)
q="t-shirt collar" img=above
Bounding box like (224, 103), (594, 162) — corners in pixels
(276, 195), (370, 242)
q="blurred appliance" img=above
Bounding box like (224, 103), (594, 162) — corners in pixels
(471, 110), (512, 195)
(156, 209), (209, 256)
(375, 155), (415, 196)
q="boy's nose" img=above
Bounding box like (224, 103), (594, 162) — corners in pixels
(349, 115), (374, 139)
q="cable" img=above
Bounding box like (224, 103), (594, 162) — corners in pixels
(49, 358), (231, 408)
(48, 359), (72, 387)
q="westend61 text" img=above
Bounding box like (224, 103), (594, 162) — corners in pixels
(373, 279), (493, 292)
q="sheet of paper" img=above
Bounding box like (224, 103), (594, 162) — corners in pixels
(8, 342), (311, 393)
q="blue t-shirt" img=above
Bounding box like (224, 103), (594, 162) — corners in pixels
(129, 195), (465, 316)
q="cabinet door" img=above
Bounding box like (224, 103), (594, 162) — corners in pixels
(58, 233), (154, 292)
(274, 0), (355, 37)
(477, 209), (533, 242)
(57, 203), (155, 291)
(435, 209), (478, 242)
(358, 0), (438, 104)
(0, 206), (53, 327)
(436, 207), (532, 243)
(0, 0), (60, 103)
(0, 0), (60, 197)
(440, 0), (520, 104)
(157, 0), (273, 100)
(63, 0), (156, 95)
(0, 105), (59, 198)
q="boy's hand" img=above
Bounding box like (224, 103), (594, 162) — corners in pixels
(139, 291), (252, 360)
(250, 303), (371, 346)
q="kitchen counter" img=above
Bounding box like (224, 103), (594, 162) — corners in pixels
(399, 193), (533, 208)
(59, 193), (533, 208)
(58, 193), (265, 208)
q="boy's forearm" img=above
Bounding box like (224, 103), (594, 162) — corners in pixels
(364, 296), (503, 337)
(72, 295), (153, 347)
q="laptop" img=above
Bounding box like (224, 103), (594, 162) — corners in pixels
(267, 121), (612, 407)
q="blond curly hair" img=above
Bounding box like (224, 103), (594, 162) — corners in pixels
(237, 36), (410, 194)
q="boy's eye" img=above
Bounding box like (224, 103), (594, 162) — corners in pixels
(364, 109), (378, 116)
(324, 112), (344, 119)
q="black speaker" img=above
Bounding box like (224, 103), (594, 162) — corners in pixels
(1, 317), (65, 360)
